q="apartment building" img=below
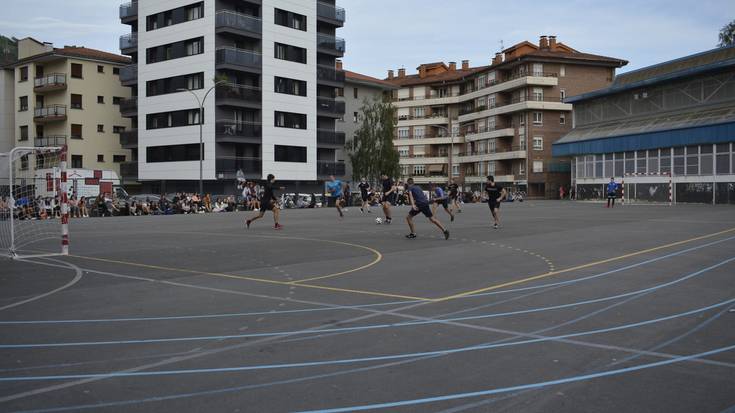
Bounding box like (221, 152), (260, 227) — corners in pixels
(118, 0), (346, 194)
(386, 36), (627, 198)
(0, 66), (13, 153)
(9, 38), (132, 173)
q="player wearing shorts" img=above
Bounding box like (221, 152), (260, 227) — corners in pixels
(246, 174), (283, 230)
(606, 177), (618, 208)
(448, 179), (461, 213)
(380, 174), (395, 224)
(485, 175), (507, 229)
(327, 175), (346, 218)
(430, 182), (454, 222)
(405, 178), (450, 240)
(358, 178), (371, 213)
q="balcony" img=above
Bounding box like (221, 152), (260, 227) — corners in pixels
(216, 10), (262, 37)
(34, 105), (67, 123)
(458, 96), (571, 123)
(119, 64), (137, 86)
(316, 2), (346, 26)
(215, 121), (262, 144)
(119, 162), (138, 182)
(34, 74), (67, 93)
(34, 135), (67, 147)
(462, 127), (516, 142)
(215, 83), (261, 108)
(317, 161), (346, 177)
(120, 33), (137, 53)
(456, 147), (527, 164)
(317, 34), (345, 56)
(464, 174), (517, 184)
(216, 157), (262, 180)
(215, 47), (261, 72)
(317, 97), (345, 117)
(120, 1), (138, 23)
(119, 97), (137, 117)
(119, 129), (138, 149)
(461, 72), (559, 96)
(317, 129), (346, 146)
(316, 64), (345, 86)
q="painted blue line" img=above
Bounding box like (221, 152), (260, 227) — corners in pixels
(294, 344), (735, 413)
(1, 295), (733, 382)
(2, 255), (731, 350)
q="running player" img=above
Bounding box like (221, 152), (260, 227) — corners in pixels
(380, 174), (395, 224)
(405, 178), (450, 240)
(485, 175), (507, 229)
(327, 175), (346, 218)
(606, 177), (618, 208)
(358, 178), (371, 213)
(448, 179), (461, 213)
(246, 174), (283, 230)
(430, 182), (454, 222)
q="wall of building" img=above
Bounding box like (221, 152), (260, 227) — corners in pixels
(338, 81), (386, 180)
(0, 69), (14, 153)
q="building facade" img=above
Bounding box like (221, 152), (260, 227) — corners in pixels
(0, 67), (14, 153)
(119, 0), (346, 194)
(386, 36), (626, 198)
(10, 38), (132, 173)
(553, 46), (735, 204)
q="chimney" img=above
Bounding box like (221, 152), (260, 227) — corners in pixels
(335, 60), (343, 70)
(398, 68), (406, 78)
(419, 65), (427, 78)
(449, 61), (457, 71)
(461, 60), (469, 70)
(539, 35), (549, 49)
(492, 53), (502, 65)
(387, 70), (394, 80)
(549, 35), (558, 50)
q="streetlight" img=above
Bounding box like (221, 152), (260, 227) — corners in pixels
(177, 79), (227, 196)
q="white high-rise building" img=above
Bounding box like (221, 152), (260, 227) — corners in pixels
(118, 0), (346, 193)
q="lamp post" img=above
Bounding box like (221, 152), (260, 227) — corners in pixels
(177, 80), (226, 196)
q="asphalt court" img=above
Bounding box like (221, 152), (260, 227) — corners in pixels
(1, 200), (734, 412)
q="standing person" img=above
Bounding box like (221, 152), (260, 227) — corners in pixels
(448, 179), (461, 213)
(380, 174), (395, 224)
(485, 175), (507, 229)
(405, 178), (450, 240)
(606, 177), (618, 208)
(430, 182), (455, 222)
(559, 185), (565, 200)
(326, 175), (346, 218)
(246, 174), (283, 230)
(358, 178), (372, 213)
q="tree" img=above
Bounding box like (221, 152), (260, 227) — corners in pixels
(719, 20), (735, 47)
(346, 97), (400, 184)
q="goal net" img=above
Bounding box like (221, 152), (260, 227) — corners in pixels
(0, 146), (69, 258)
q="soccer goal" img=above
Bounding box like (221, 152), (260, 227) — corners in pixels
(0, 146), (69, 259)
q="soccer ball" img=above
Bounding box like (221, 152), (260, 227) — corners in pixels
(375, 217), (383, 225)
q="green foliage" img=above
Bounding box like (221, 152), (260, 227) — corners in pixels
(719, 20), (735, 47)
(346, 97), (400, 184)
(0, 35), (18, 65)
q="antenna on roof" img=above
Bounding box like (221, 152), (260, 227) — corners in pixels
(499, 39), (504, 51)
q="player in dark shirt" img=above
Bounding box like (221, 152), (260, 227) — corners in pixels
(606, 177), (618, 208)
(448, 179), (462, 213)
(430, 182), (454, 222)
(405, 178), (450, 240)
(380, 174), (395, 224)
(246, 174), (284, 230)
(485, 175), (507, 229)
(358, 178), (372, 213)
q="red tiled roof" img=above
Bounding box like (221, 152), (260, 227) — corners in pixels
(13, 46), (131, 66)
(384, 66), (491, 87)
(344, 70), (396, 88)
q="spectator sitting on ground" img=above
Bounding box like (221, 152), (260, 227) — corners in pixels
(69, 195), (80, 218)
(79, 197), (88, 218)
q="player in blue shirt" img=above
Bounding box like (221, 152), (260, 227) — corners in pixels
(327, 175), (346, 218)
(430, 182), (454, 222)
(405, 178), (450, 240)
(606, 177), (618, 208)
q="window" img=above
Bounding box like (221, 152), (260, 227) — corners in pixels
(560, 113), (566, 124)
(18, 96), (28, 111)
(147, 37), (204, 64)
(113, 67), (120, 75)
(71, 155), (83, 168)
(414, 107), (425, 118)
(413, 165), (425, 176)
(452, 164), (460, 176)
(186, 38), (203, 56)
(700, 145), (713, 175)
(147, 73), (204, 97)
(560, 89), (566, 101)
(97, 65), (104, 73)
(532, 87), (543, 101)
(686, 146), (699, 175)
(97, 96), (105, 104)
(560, 65), (566, 77)
(113, 155), (127, 163)
(533, 137), (543, 151)
(97, 124), (105, 133)
(112, 96), (123, 105)
(97, 155), (105, 163)
(274, 111), (306, 129)
(71, 124), (83, 139)
(147, 2), (204, 31)
(19, 66), (28, 81)
(353, 112), (358, 123)
(36, 125), (44, 138)
(532, 112), (543, 125)
(147, 109), (201, 130)
(673, 147), (685, 175)
(71, 63), (83, 79)
(398, 147), (409, 157)
(147, 144), (202, 163)
(113, 126), (126, 133)
(19, 126), (28, 141)
(20, 155), (28, 170)
(532, 63), (543, 76)
(274, 76), (307, 96)
(187, 2), (203, 20)
(414, 127), (425, 139)
(70, 94), (83, 109)
(533, 160), (543, 173)
(274, 43), (307, 64)
(660, 148), (672, 174)
(274, 145), (307, 163)
(716, 143), (731, 175)
(274, 8), (307, 31)
(353, 88), (358, 99)
(398, 128), (409, 139)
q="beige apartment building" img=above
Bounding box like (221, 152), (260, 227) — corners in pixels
(386, 36), (627, 198)
(10, 38), (132, 174)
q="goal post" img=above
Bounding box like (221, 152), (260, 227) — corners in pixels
(0, 146), (69, 259)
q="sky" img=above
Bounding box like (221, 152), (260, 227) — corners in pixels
(1, 0), (732, 78)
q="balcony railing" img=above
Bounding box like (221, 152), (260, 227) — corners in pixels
(316, 65), (346, 84)
(460, 72), (558, 95)
(34, 105), (67, 122)
(215, 47), (261, 70)
(317, 161), (346, 177)
(120, 33), (137, 51)
(119, 64), (137, 85)
(216, 157), (262, 177)
(120, 1), (138, 20)
(215, 120), (262, 140)
(317, 2), (346, 23)
(216, 83), (261, 105)
(119, 97), (137, 116)
(457, 146), (526, 157)
(35, 135), (67, 147)
(34, 73), (67, 91)
(216, 10), (262, 34)
(120, 162), (138, 181)
(460, 96), (565, 115)
(317, 97), (346, 116)
(317, 129), (346, 146)
(397, 113), (449, 121)
(119, 129), (138, 148)
(317, 34), (346, 54)
(461, 125), (513, 137)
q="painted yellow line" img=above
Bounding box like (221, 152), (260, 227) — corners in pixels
(434, 226), (735, 302)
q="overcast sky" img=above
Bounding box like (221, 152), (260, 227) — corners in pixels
(1, 0), (732, 78)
